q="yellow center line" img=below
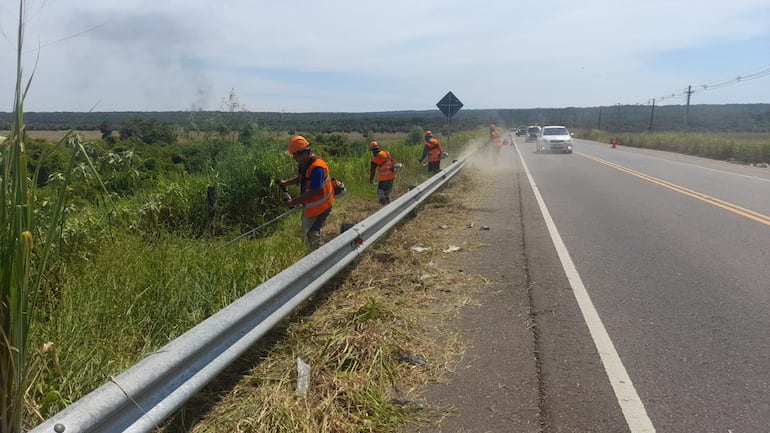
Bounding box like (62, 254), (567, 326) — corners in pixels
(576, 151), (770, 227)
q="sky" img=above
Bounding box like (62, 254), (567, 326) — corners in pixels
(1, 0), (769, 113)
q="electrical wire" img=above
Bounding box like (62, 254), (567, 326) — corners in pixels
(630, 64), (770, 106)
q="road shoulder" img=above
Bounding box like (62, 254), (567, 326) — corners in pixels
(405, 153), (540, 432)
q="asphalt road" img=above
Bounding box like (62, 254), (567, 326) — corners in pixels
(516, 138), (770, 433)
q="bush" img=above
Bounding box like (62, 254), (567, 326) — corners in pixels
(132, 175), (213, 237)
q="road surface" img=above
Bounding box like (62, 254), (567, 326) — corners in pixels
(413, 138), (770, 433)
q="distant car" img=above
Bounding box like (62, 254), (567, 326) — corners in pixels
(525, 125), (541, 142)
(536, 126), (573, 153)
(516, 125), (528, 136)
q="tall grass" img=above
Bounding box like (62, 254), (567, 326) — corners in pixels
(1, 2), (110, 430)
(1, 3), (37, 430)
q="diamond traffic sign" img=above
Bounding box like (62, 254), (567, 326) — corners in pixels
(436, 91), (463, 118)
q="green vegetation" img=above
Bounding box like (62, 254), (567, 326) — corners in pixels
(4, 103), (770, 136)
(577, 130), (770, 164)
(1, 73), (475, 431)
(2, 4), (108, 431)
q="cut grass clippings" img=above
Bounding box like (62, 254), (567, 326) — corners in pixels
(163, 172), (490, 433)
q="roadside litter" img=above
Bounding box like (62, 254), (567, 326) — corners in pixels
(296, 357), (311, 396)
(396, 351), (427, 366)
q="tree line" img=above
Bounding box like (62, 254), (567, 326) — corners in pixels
(2, 104), (770, 136)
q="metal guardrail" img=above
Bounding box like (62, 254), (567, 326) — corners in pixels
(31, 151), (472, 433)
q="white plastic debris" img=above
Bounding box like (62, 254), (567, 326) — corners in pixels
(410, 245), (431, 253)
(297, 357), (311, 395)
(442, 245), (462, 253)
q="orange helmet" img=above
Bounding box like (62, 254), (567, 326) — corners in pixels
(489, 123), (496, 129)
(424, 130), (432, 137)
(286, 135), (310, 155)
(368, 140), (380, 150)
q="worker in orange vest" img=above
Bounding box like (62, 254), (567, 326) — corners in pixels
(368, 140), (400, 205)
(419, 131), (444, 174)
(611, 136), (618, 149)
(489, 125), (503, 155)
(278, 135), (334, 249)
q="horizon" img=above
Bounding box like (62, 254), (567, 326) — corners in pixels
(3, 101), (770, 116)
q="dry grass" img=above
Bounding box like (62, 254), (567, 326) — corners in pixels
(164, 171), (492, 433)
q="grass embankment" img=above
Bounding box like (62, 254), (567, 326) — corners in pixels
(577, 130), (770, 165)
(24, 130), (480, 430)
(163, 166), (489, 433)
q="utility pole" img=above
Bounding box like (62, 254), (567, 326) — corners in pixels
(648, 98), (656, 132)
(684, 85), (693, 131)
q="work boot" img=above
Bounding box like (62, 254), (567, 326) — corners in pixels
(307, 230), (322, 250)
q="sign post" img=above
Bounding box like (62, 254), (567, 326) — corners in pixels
(436, 91), (463, 148)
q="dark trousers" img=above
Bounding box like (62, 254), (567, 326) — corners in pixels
(428, 161), (441, 174)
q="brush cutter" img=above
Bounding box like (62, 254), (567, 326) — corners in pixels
(223, 206), (300, 246)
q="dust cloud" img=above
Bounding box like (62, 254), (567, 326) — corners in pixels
(460, 136), (521, 177)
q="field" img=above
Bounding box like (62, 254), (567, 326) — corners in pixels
(0, 130), (104, 141)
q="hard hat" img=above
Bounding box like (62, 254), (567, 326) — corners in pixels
(286, 135), (309, 155)
(369, 140), (380, 150)
(489, 123), (496, 129)
(424, 130), (432, 137)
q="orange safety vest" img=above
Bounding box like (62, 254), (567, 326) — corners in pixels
(426, 140), (442, 162)
(371, 150), (396, 181)
(300, 155), (334, 217)
(490, 130), (502, 148)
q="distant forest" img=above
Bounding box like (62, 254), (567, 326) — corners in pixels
(2, 103), (770, 135)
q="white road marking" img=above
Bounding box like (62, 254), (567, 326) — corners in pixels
(514, 145), (656, 433)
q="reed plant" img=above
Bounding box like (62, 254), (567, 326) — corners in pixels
(1, 2), (110, 430)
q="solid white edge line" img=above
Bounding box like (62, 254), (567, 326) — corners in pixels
(514, 145), (656, 433)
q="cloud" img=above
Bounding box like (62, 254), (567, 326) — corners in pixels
(1, 0), (769, 112)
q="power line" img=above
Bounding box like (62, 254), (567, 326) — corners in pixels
(632, 64), (770, 106)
